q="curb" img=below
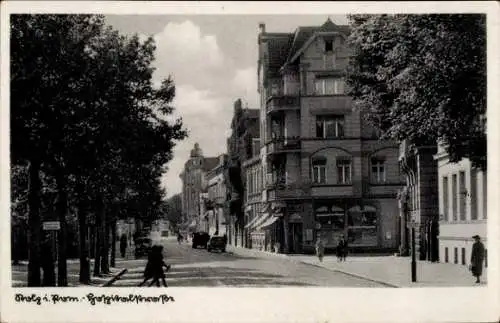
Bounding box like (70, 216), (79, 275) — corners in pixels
(228, 247), (400, 288)
(101, 268), (128, 287)
(297, 260), (400, 288)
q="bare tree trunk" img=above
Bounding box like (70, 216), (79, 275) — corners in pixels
(27, 159), (41, 287)
(76, 180), (90, 284)
(55, 171), (68, 286)
(93, 195), (103, 277)
(101, 217), (110, 274)
(110, 219), (116, 267)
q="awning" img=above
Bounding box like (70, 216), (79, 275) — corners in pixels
(249, 213), (270, 231)
(244, 215), (260, 229)
(256, 216), (279, 230)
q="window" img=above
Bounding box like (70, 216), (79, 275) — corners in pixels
(337, 159), (352, 184)
(312, 158), (327, 184)
(371, 158), (386, 183)
(314, 78), (345, 95)
(324, 39), (333, 52)
(461, 247), (466, 265)
(443, 176), (449, 221)
(316, 115), (344, 138)
(454, 247), (458, 264)
(452, 174), (458, 221)
(252, 139), (260, 157)
(459, 171), (466, 221)
(445, 247), (449, 263)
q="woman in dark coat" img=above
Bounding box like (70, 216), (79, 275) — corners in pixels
(470, 235), (485, 284)
(337, 235), (348, 262)
(138, 245), (171, 287)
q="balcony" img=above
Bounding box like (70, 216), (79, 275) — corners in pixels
(266, 95), (300, 115)
(266, 137), (301, 156)
(266, 181), (311, 202)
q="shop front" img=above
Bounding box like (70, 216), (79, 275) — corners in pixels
(313, 200), (380, 251)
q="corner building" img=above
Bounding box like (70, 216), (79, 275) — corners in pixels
(435, 145), (487, 267)
(253, 19), (404, 254)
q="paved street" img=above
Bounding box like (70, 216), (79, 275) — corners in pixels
(110, 237), (386, 287)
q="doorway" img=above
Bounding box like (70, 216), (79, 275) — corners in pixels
(288, 223), (303, 254)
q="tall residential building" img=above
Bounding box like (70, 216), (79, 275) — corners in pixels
(250, 19), (404, 254)
(435, 145), (487, 267)
(179, 143), (219, 230)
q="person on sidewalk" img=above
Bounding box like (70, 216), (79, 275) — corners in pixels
(120, 234), (128, 258)
(315, 237), (325, 262)
(470, 235), (485, 284)
(138, 245), (171, 287)
(337, 235), (348, 262)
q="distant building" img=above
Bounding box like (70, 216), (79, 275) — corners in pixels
(179, 143), (219, 231)
(225, 100), (260, 247)
(252, 19), (403, 254)
(204, 154), (229, 236)
(435, 145), (487, 267)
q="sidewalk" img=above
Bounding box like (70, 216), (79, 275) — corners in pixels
(11, 243), (132, 287)
(227, 245), (488, 288)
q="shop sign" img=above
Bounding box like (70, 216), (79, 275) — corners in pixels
(43, 221), (60, 231)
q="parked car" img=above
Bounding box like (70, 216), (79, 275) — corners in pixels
(207, 236), (226, 253)
(192, 232), (210, 249)
(134, 237), (152, 258)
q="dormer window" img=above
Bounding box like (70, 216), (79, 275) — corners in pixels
(325, 39), (333, 52)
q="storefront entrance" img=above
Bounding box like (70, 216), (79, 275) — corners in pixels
(288, 223), (303, 253)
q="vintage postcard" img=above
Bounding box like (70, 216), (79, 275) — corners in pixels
(1, 1), (499, 323)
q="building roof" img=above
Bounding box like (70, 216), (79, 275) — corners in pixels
(285, 18), (350, 65)
(202, 157), (219, 172)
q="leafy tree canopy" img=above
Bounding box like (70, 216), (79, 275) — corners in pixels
(346, 14), (486, 170)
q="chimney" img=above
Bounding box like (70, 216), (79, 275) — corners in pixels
(258, 23), (266, 34)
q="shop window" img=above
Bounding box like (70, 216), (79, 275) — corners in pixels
(485, 249), (487, 268)
(454, 247), (458, 264)
(445, 247), (449, 263)
(347, 206), (377, 247)
(337, 158), (352, 184)
(312, 158), (327, 184)
(316, 115), (345, 138)
(371, 158), (386, 183)
(461, 247), (466, 265)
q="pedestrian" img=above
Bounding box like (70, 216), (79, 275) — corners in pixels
(138, 245), (171, 287)
(338, 235), (348, 261)
(336, 237), (343, 262)
(470, 235), (485, 284)
(315, 236), (325, 262)
(120, 234), (128, 258)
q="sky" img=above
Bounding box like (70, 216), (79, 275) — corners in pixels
(104, 15), (349, 198)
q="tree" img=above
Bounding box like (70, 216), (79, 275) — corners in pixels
(346, 14), (486, 170)
(165, 194), (183, 228)
(11, 14), (187, 285)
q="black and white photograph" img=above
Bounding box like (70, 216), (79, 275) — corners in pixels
(1, 2), (499, 323)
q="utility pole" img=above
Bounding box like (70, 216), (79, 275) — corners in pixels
(411, 225), (417, 282)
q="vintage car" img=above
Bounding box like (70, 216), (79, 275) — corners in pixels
(207, 236), (226, 253)
(191, 232), (210, 249)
